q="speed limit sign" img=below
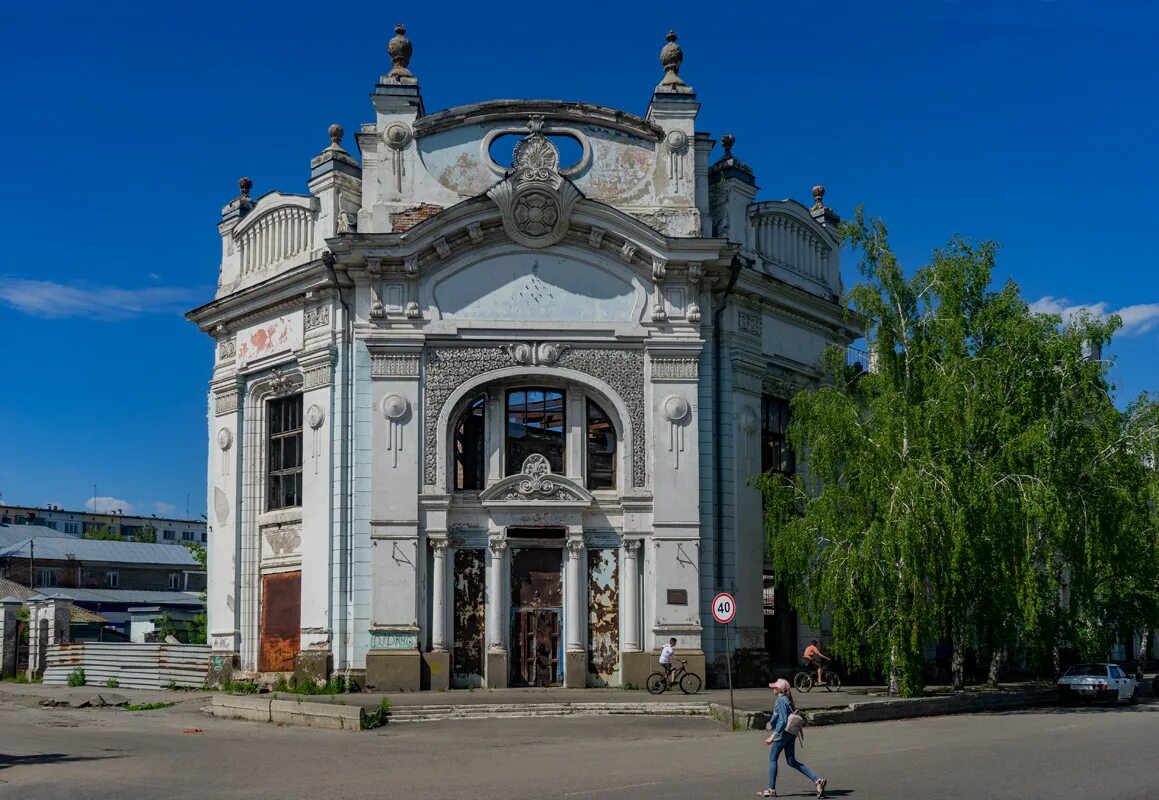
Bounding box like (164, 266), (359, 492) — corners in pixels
(712, 592), (736, 624)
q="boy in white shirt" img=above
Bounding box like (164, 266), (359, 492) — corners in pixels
(659, 637), (677, 684)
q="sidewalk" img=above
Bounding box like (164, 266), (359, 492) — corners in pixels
(4, 678), (1091, 731)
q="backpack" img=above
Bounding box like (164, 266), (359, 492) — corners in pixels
(786, 710), (807, 741)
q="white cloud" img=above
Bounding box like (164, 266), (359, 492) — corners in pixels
(0, 277), (204, 320)
(153, 501), (177, 516)
(85, 496), (135, 515)
(1030, 295), (1159, 337)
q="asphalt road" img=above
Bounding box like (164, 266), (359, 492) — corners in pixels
(1, 695), (1156, 799)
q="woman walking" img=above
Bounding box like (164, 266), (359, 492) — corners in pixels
(759, 678), (827, 798)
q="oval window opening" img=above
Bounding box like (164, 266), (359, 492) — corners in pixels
(488, 132), (584, 172)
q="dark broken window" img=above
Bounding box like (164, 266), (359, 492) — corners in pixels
(761, 395), (795, 475)
(586, 399), (616, 490)
(506, 388), (565, 475)
(454, 394), (486, 490)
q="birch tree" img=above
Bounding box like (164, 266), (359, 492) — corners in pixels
(758, 208), (1158, 696)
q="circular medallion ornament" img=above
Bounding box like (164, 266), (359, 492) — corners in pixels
(216, 427), (233, 451)
(512, 190), (560, 239)
(381, 393), (409, 420)
(384, 121), (413, 150)
(665, 129), (689, 153)
(307, 404), (325, 430)
(662, 395), (690, 422)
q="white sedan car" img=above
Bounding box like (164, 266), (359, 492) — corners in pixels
(1056, 663), (1138, 704)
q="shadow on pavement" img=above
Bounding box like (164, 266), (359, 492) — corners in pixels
(991, 697), (1159, 717)
(0, 753), (122, 771)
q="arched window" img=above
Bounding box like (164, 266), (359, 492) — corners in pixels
(454, 395), (486, 490)
(586, 399), (616, 490)
(506, 388), (565, 474)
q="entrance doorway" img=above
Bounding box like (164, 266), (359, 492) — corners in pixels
(259, 571), (301, 672)
(509, 547), (563, 687)
(764, 579), (798, 671)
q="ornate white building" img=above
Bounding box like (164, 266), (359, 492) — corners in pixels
(188, 27), (861, 690)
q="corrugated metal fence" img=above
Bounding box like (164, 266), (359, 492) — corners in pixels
(43, 642), (211, 689)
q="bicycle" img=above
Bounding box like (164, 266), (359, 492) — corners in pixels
(646, 658), (703, 695)
(792, 662), (842, 692)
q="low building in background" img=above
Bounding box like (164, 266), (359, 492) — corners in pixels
(0, 503), (207, 545)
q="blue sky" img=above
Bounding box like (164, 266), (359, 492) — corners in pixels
(0, 1), (1155, 518)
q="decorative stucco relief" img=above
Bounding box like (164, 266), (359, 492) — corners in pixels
(303, 306), (330, 331)
(371, 353), (420, 377)
(423, 345), (646, 487)
(651, 357), (698, 380)
(214, 387), (239, 417)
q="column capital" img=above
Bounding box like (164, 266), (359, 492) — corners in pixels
(566, 538), (586, 555)
(488, 537), (508, 554)
(430, 537), (449, 555)
(623, 538), (642, 555)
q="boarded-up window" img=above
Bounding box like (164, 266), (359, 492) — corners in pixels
(259, 571), (301, 672)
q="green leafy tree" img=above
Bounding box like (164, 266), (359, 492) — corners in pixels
(83, 525), (123, 541)
(181, 540), (208, 644)
(758, 209), (1157, 696)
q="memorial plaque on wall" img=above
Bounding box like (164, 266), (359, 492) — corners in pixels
(667, 589), (688, 605)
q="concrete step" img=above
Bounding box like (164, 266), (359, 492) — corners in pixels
(385, 701), (709, 723)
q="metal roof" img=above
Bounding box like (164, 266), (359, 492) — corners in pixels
(0, 536), (200, 566)
(0, 578), (109, 623)
(0, 523), (80, 548)
(28, 587), (205, 606)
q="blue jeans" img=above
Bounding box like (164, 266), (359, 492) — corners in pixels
(769, 733), (818, 790)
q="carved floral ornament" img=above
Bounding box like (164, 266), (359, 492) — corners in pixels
(424, 345), (646, 488)
(479, 454), (593, 507)
(487, 116), (581, 249)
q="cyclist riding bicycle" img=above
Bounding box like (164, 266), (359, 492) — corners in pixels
(659, 637), (678, 684)
(802, 639), (831, 686)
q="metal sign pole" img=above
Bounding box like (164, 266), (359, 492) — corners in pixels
(725, 620), (735, 729)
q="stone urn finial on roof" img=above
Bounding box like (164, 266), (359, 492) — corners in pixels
(659, 30), (687, 89)
(238, 176), (253, 197)
(721, 134), (735, 160)
(812, 184), (826, 211)
(387, 23), (415, 82)
(328, 124), (344, 149)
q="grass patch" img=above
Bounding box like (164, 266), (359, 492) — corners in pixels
(363, 699), (391, 730)
(221, 680), (258, 694)
(272, 674), (358, 695)
(67, 667), (86, 687)
(124, 702), (175, 711)
(1, 674), (34, 684)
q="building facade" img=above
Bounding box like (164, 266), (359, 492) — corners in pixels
(188, 28), (861, 690)
(0, 504), (207, 545)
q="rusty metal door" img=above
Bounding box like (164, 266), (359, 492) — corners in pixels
(259, 571), (301, 672)
(513, 610), (561, 686)
(509, 548), (563, 687)
(587, 548), (620, 686)
(452, 549), (486, 687)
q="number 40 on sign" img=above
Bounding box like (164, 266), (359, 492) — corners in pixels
(712, 592), (735, 624)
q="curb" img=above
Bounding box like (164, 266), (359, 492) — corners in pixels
(208, 694), (363, 731)
(711, 689), (1056, 730)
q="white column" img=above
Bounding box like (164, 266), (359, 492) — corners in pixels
(622, 539), (641, 652)
(487, 538), (507, 652)
(565, 538), (585, 651)
(431, 539), (448, 652)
